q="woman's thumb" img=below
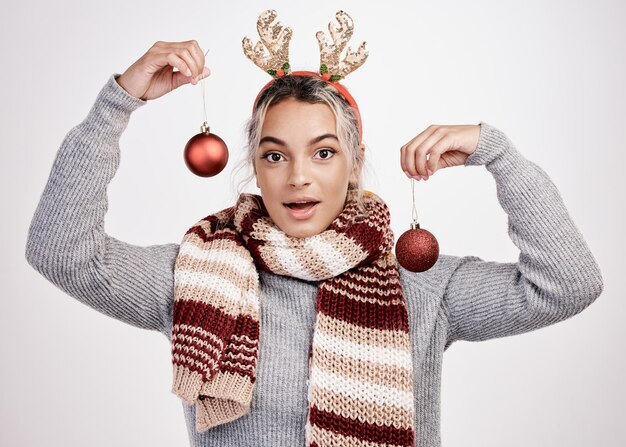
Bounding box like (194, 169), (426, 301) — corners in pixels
(198, 66), (211, 79)
(191, 66), (211, 83)
(172, 66), (211, 89)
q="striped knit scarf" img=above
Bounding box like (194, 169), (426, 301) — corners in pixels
(170, 189), (415, 446)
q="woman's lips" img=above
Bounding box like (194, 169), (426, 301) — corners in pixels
(284, 202), (319, 220)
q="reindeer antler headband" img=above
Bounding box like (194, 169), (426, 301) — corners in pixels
(242, 9), (369, 143)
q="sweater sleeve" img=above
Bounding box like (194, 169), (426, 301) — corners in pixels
(25, 73), (179, 335)
(441, 122), (604, 344)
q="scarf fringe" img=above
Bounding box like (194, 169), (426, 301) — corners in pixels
(172, 364), (255, 431)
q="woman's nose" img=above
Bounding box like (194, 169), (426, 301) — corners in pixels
(288, 159), (312, 188)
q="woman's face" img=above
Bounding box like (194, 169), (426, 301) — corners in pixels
(254, 97), (359, 238)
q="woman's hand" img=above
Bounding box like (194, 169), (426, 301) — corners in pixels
(116, 40), (211, 101)
(400, 124), (481, 181)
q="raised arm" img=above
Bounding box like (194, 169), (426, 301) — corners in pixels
(25, 73), (179, 334)
(26, 41), (210, 335)
(441, 122), (604, 344)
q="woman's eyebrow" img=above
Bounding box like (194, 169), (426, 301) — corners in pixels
(259, 133), (339, 146)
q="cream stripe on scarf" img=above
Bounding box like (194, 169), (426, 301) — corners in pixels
(316, 314), (410, 351)
(313, 329), (412, 369)
(175, 270), (258, 309)
(311, 345), (413, 390)
(172, 285), (257, 317)
(308, 367), (414, 411)
(179, 243), (257, 278)
(310, 386), (413, 427)
(321, 283), (405, 306)
(304, 234), (352, 276)
(262, 226), (315, 279)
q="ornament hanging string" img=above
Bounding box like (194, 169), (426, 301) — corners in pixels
(200, 48), (210, 126)
(410, 177), (419, 227)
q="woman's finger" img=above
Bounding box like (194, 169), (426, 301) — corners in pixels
(164, 51), (193, 78)
(152, 41), (201, 78)
(402, 143), (418, 178)
(425, 139), (445, 175)
(400, 124), (482, 179)
(176, 48), (199, 83)
(403, 126), (444, 179)
(177, 41), (203, 81)
(400, 125), (439, 177)
(413, 127), (448, 179)
(186, 40), (206, 77)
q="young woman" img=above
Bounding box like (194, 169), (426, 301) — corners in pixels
(25, 38), (604, 447)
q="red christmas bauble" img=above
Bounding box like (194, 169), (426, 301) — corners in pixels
(395, 225), (439, 273)
(184, 130), (229, 177)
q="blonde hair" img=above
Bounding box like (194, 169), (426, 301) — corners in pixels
(233, 75), (366, 211)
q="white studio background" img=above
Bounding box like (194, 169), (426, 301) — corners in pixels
(2, 0), (624, 446)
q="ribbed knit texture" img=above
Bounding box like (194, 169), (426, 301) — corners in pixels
(25, 73), (604, 446)
(171, 189), (415, 446)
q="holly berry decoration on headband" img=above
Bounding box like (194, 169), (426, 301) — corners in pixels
(184, 121), (229, 177)
(395, 221), (439, 272)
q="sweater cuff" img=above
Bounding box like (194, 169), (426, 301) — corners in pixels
(109, 73), (148, 111)
(81, 73), (147, 139)
(464, 121), (513, 167)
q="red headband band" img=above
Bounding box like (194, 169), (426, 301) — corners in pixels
(252, 70), (363, 145)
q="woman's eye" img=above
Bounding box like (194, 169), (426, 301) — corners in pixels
(263, 152), (284, 162)
(315, 148), (336, 160)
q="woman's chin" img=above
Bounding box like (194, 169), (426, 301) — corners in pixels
(274, 218), (326, 238)
(281, 224), (319, 238)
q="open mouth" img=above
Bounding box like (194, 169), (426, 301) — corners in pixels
(283, 200), (320, 220)
(284, 201), (320, 209)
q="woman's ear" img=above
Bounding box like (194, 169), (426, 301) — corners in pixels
(349, 143), (366, 184)
(253, 161), (259, 188)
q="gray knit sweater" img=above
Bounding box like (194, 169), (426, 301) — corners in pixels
(25, 73), (604, 447)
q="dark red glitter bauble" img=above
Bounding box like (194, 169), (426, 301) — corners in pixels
(184, 131), (228, 177)
(395, 226), (439, 272)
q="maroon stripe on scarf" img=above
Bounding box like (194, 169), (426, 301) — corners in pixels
(223, 314), (260, 378)
(308, 405), (414, 446)
(240, 237), (271, 272)
(185, 224), (241, 245)
(338, 270), (402, 296)
(172, 300), (258, 378)
(339, 275), (401, 293)
(173, 300), (259, 342)
(174, 299), (235, 335)
(344, 226), (385, 260)
(173, 338), (257, 380)
(236, 211), (273, 272)
(172, 326), (257, 363)
(184, 213), (225, 235)
(317, 282), (409, 332)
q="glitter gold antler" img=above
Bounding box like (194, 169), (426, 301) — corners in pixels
(242, 9), (293, 77)
(316, 10), (369, 81)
